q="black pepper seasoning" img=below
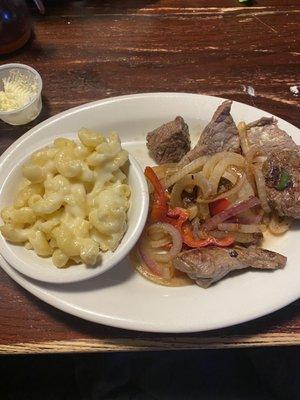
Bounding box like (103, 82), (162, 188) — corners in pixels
(229, 250), (238, 258)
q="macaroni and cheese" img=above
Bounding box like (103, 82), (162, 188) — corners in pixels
(0, 129), (131, 268)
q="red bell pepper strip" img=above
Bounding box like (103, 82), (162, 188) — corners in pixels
(144, 167), (168, 222)
(166, 207), (189, 230)
(144, 167), (235, 248)
(181, 222), (234, 248)
(209, 198), (230, 216)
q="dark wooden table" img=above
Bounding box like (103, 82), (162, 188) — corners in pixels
(0, 1), (299, 354)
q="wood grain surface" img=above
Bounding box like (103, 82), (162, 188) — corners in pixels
(0, 0), (299, 354)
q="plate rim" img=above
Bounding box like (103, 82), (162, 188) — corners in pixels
(0, 92), (299, 333)
(1, 255), (298, 333)
(1, 91), (298, 164)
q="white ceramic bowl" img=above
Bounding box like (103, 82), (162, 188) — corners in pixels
(0, 139), (149, 283)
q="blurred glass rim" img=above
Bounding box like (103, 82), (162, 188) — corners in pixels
(32, 0), (45, 14)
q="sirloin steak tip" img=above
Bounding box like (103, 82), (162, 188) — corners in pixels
(263, 149), (300, 218)
(246, 117), (298, 153)
(146, 116), (190, 164)
(174, 245), (286, 288)
(179, 100), (240, 166)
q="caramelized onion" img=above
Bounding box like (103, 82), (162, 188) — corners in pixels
(150, 237), (171, 248)
(149, 222), (182, 260)
(218, 223), (264, 233)
(140, 222), (182, 267)
(152, 163), (178, 189)
(165, 156), (208, 188)
(170, 173), (211, 207)
(209, 153), (245, 195)
(138, 246), (170, 278)
(237, 122), (249, 155)
(197, 174), (246, 204)
(268, 213), (292, 235)
(210, 230), (257, 244)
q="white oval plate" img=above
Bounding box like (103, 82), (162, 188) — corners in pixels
(0, 93), (299, 333)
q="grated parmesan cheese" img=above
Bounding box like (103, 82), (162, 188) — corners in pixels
(0, 70), (38, 112)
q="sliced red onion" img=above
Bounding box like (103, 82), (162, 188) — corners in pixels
(148, 222), (183, 260)
(227, 210), (262, 225)
(137, 223), (182, 277)
(138, 245), (166, 277)
(203, 196), (260, 231)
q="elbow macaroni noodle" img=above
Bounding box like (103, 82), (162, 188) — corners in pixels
(0, 129), (131, 268)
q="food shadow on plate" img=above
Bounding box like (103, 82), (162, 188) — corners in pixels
(26, 256), (136, 293)
(289, 219), (300, 231)
(208, 267), (280, 288)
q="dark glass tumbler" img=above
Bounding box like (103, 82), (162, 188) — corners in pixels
(0, 0), (32, 55)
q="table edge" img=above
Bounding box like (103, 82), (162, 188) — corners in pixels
(1, 334), (299, 354)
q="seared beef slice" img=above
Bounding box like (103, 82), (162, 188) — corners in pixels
(246, 117), (298, 153)
(179, 100), (240, 166)
(146, 116), (191, 164)
(174, 246), (286, 288)
(246, 117), (300, 218)
(199, 100), (240, 154)
(263, 150), (300, 218)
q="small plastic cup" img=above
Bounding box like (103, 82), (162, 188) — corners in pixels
(0, 63), (42, 126)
